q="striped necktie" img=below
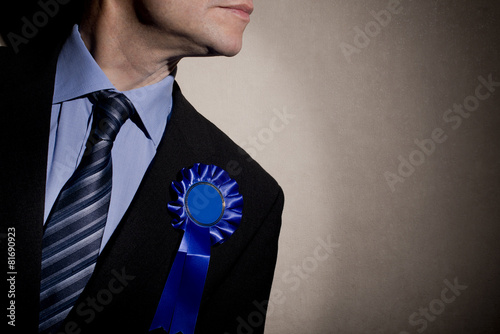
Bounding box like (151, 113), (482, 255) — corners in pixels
(38, 91), (136, 333)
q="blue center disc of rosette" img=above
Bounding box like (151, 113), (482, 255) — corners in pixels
(186, 182), (225, 226)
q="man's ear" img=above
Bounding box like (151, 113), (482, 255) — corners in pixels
(0, 34), (6, 47)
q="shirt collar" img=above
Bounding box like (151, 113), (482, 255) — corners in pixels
(53, 25), (114, 103)
(53, 24), (175, 148)
(122, 75), (174, 147)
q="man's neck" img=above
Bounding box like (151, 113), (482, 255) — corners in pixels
(79, 1), (180, 91)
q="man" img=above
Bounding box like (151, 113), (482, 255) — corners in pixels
(0, 0), (284, 333)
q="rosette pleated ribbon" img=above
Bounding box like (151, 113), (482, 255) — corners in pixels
(149, 163), (243, 333)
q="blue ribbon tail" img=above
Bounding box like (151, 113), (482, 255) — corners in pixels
(169, 223), (211, 334)
(149, 236), (189, 332)
(149, 223), (211, 334)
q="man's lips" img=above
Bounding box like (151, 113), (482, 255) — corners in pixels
(220, 3), (254, 19)
(225, 4), (254, 15)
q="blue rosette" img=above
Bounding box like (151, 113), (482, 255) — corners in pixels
(150, 163), (243, 334)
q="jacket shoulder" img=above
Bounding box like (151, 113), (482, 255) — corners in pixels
(171, 84), (283, 210)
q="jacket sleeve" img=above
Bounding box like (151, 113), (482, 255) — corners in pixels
(195, 187), (285, 334)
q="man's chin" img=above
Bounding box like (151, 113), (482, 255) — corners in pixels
(207, 37), (244, 57)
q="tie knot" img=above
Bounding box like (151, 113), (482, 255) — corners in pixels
(88, 90), (137, 143)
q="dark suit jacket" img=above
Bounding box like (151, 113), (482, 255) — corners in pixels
(0, 35), (284, 334)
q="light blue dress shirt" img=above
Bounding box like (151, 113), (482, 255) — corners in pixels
(45, 25), (175, 252)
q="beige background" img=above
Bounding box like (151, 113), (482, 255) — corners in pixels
(176, 1), (500, 333)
